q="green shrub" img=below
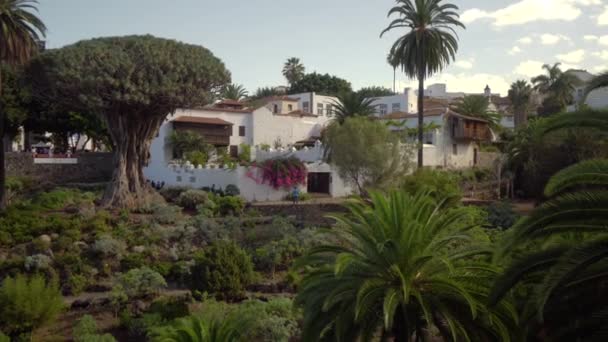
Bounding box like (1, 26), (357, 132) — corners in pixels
(224, 184), (240, 196)
(235, 299), (300, 342)
(238, 143), (251, 163)
(284, 191), (312, 201)
(184, 150), (208, 167)
(151, 204), (183, 224)
(120, 254), (146, 271)
(24, 254), (53, 272)
(400, 168), (462, 205)
(73, 315), (117, 342)
(117, 267), (167, 299)
(33, 188), (95, 210)
(190, 240), (255, 299)
(92, 235), (127, 259)
(485, 202), (520, 230)
(0, 332), (8, 342)
(121, 312), (164, 341)
(159, 186), (189, 203)
(0, 274), (63, 336)
(66, 274), (88, 295)
(177, 190), (210, 210)
(148, 296), (190, 321)
(216, 195), (245, 216)
(254, 237), (303, 275)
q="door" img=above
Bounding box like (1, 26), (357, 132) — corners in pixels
(307, 172), (331, 194)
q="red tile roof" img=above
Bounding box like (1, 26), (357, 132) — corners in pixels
(197, 106), (252, 114)
(216, 99), (244, 106)
(173, 116), (234, 125)
(265, 96), (301, 102)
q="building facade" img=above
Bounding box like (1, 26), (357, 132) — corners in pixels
(369, 87), (418, 117)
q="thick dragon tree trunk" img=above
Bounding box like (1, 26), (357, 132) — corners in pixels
(101, 112), (165, 208)
(0, 70), (6, 211)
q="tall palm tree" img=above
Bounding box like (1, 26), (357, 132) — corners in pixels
(331, 92), (376, 124)
(452, 95), (501, 127)
(387, 50), (400, 93)
(0, 0), (46, 210)
(152, 314), (250, 342)
(531, 63), (578, 114)
(221, 83), (248, 101)
(381, 0), (465, 168)
(282, 57), (305, 86)
(295, 190), (517, 342)
(508, 80), (533, 128)
(491, 110), (608, 340)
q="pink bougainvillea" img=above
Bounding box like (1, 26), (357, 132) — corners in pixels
(246, 157), (307, 189)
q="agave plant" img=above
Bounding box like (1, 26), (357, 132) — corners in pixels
(294, 190), (517, 342)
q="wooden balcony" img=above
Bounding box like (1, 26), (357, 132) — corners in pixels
(173, 117), (233, 146)
(450, 116), (492, 141)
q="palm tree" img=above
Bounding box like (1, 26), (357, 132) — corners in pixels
(0, 0), (46, 210)
(387, 50), (400, 93)
(282, 57), (305, 86)
(531, 63), (579, 114)
(491, 110), (608, 340)
(331, 92), (376, 124)
(152, 314), (249, 342)
(452, 95), (501, 127)
(221, 83), (248, 101)
(381, 0), (465, 168)
(295, 190), (517, 342)
(508, 80), (533, 128)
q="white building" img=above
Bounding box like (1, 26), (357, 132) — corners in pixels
(288, 92), (339, 118)
(422, 83), (501, 100)
(567, 69), (608, 111)
(369, 87), (418, 117)
(379, 100), (493, 169)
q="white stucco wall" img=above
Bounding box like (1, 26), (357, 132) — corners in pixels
(290, 92), (338, 121)
(369, 88), (418, 117)
(169, 108), (254, 146)
(250, 108), (326, 147)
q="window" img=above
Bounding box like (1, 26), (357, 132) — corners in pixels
(273, 104), (278, 114)
(392, 103), (401, 112)
(379, 104), (388, 116)
(326, 104), (333, 117)
(317, 103), (324, 115)
(423, 131), (434, 145)
(577, 88), (584, 99)
(507, 116), (513, 122)
(303, 101), (310, 113)
(287, 104), (293, 111)
(452, 144), (458, 155)
(239, 126), (245, 137)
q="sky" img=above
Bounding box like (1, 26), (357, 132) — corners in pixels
(38, 0), (608, 96)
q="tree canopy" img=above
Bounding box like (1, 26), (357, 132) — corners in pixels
(324, 117), (412, 193)
(355, 86), (395, 99)
(288, 72), (352, 97)
(282, 57), (305, 86)
(30, 35), (231, 207)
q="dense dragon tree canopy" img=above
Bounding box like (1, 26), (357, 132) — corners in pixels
(30, 35), (231, 207)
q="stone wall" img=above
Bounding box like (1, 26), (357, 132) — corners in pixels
(5, 152), (114, 184)
(477, 152), (501, 169)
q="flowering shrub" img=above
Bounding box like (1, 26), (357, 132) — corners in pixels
(246, 157), (307, 190)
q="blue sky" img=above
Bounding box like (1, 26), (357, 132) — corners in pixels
(39, 0), (608, 96)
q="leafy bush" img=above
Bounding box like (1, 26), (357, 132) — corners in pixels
(238, 143), (251, 163)
(254, 237), (303, 275)
(92, 235), (127, 259)
(0, 332), (8, 342)
(4, 176), (34, 205)
(235, 299), (300, 342)
(485, 202), (520, 230)
(151, 204), (183, 224)
(0, 274), (63, 336)
(148, 296), (190, 321)
(216, 195), (245, 216)
(184, 150), (208, 167)
(33, 188), (95, 210)
(66, 274), (88, 295)
(159, 186), (189, 203)
(73, 315), (117, 342)
(177, 190), (210, 210)
(190, 240), (255, 299)
(284, 191), (312, 201)
(24, 254), (53, 272)
(117, 267), (167, 298)
(400, 168), (462, 205)
(224, 184), (240, 196)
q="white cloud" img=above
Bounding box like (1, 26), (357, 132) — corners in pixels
(518, 37), (533, 44)
(556, 49), (585, 63)
(593, 51), (608, 60)
(584, 35), (598, 41)
(514, 60), (545, 76)
(540, 33), (570, 45)
(508, 46), (522, 55)
(599, 6), (608, 25)
(454, 58), (474, 69)
(421, 73), (511, 96)
(461, 0), (601, 27)
(600, 36), (608, 46)
(592, 65), (608, 72)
